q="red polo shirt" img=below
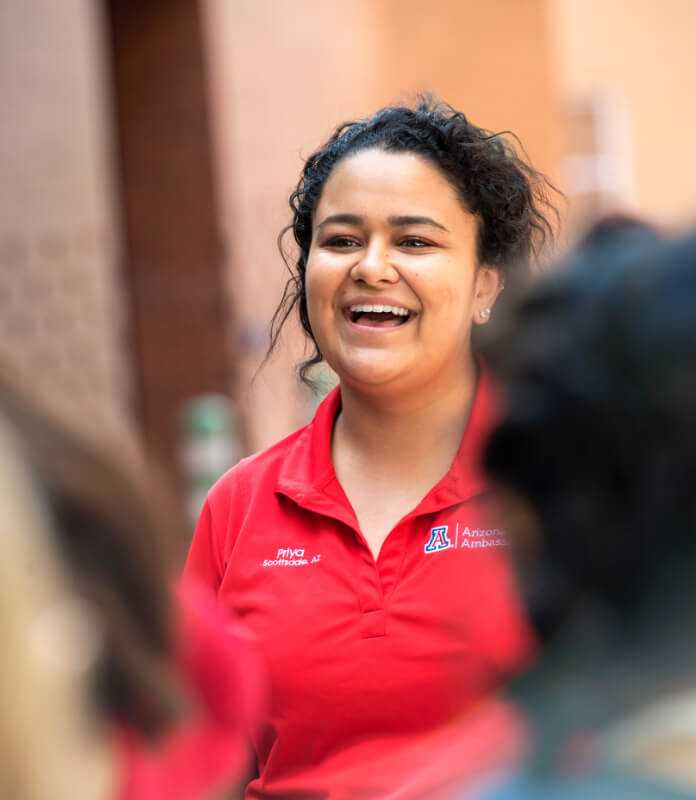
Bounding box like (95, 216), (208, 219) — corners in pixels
(184, 369), (535, 799)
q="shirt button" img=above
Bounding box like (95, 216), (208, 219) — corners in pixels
(360, 609), (386, 638)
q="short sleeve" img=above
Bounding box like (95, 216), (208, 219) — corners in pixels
(183, 500), (223, 590)
(183, 468), (241, 592)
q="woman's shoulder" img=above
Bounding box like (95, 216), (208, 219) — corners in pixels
(206, 387), (340, 510)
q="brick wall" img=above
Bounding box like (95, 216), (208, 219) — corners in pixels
(0, 0), (133, 450)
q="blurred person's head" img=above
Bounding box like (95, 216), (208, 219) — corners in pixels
(0, 414), (112, 800)
(484, 222), (696, 652)
(269, 95), (558, 389)
(0, 376), (186, 740)
(573, 212), (662, 253)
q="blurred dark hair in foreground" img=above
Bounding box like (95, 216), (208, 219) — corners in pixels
(0, 375), (185, 737)
(485, 216), (677, 639)
(480, 220), (696, 797)
(0, 412), (112, 799)
(0, 372), (264, 799)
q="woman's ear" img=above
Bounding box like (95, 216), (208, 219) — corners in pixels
(473, 266), (504, 325)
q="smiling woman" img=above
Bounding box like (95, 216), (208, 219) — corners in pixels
(184, 96), (559, 799)
(306, 148), (490, 395)
(271, 96), (557, 388)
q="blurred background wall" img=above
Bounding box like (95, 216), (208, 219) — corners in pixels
(551, 0), (696, 226)
(2, 0), (695, 519)
(0, 1), (131, 447)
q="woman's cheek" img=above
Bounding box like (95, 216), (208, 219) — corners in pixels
(305, 274), (338, 357)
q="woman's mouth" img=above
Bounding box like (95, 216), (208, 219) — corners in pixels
(344, 303), (416, 328)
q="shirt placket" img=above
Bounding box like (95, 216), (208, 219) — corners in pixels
(282, 479), (413, 639)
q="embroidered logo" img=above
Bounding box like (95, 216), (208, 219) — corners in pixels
(423, 523), (508, 555)
(424, 525), (452, 553)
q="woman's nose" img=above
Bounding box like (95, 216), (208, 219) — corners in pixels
(350, 242), (399, 285)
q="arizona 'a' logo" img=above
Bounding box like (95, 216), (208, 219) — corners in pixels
(424, 525), (452, 553)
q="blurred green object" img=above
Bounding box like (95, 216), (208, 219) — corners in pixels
(181, 394), (242, 525)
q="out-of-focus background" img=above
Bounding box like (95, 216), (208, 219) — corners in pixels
(2, 0), (695, 520)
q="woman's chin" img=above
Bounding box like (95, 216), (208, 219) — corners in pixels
(330, 354), (412, 392)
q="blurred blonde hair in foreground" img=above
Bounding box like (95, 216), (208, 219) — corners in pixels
(0, 417), (113, 800)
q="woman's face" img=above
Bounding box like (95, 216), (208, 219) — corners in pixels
(306, 148), (501, 395)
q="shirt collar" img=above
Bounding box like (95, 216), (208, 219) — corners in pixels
(276, 364), (498, 522)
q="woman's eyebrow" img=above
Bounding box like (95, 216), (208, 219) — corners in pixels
(317, 213), (449, 232)
(316, 213), (363, 229)
(388, 215), (449, 232)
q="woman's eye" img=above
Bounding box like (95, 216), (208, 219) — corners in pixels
(399, 237), (432, 249)
(324, 236), (361, 248)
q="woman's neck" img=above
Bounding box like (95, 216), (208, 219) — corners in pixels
(333, 357), (479, 482)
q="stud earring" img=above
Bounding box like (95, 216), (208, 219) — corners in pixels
(479, 307), (491, 321)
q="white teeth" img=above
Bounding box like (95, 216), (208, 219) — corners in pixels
(349, 304), (411, 316)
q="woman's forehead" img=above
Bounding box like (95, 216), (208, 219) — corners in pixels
(316, 148), (468, 221)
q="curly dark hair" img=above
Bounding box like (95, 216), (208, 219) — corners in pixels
(269, 95), (559, 387)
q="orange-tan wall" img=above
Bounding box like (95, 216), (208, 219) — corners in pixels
(202, 0), (561, 451)
(551, 0), (696, 226)
(370, 0), (561, 183)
